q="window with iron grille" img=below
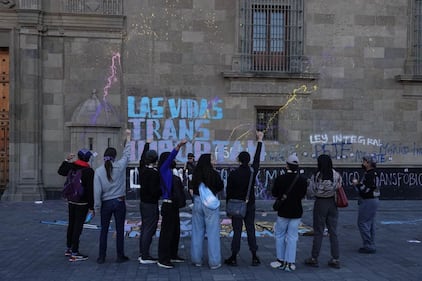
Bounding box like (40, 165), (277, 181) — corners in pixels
(413, 0), (422, 75)
(256, 108), (278, 141)
(240, 0), (304, 73)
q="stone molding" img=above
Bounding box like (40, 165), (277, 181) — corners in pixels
(0, 0), (15, 9)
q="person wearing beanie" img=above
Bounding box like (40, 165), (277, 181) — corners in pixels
(57, 148), (94, 262)
(224, 131), (264, 267)
(352, 155), (380, 254)
(270, 154), (308, 272)
(138, 141), (162, 264)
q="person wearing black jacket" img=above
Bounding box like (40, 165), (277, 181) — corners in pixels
(270, 154), (307, 272)
(138, 142), (162, 264)
(352, 155), (380, 254)
(224, 131), (264, 266)
(57, 149), (94, 262)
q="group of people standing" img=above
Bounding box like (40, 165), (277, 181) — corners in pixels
(269, 153), (379, 271)
(57, 129), (380, 272)
(58, 129), (132, 263)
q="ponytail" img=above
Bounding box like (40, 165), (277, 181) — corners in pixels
(103, 148), (117, 182)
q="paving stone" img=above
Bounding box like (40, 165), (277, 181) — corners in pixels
(0, 200), (421, 281)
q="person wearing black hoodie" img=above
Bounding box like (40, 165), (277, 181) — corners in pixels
(58, 149), (94, 262)
(138, 142), (162, 264)
(224, 131), (264, 266)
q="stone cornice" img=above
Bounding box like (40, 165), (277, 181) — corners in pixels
(0, 9), (125, 37)
(43, 13), (125, 33)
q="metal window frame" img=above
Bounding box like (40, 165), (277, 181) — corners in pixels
(240, 0), (304, 73)
(256, 107), (279, 141)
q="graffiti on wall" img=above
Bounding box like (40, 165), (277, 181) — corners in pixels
(125, 85), (422, 165)
(127, 166), (422, 200)
(309, 133), (422, 163)
(127, 95), (266, 163)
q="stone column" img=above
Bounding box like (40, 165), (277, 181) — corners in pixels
(2, 3), (45, 201)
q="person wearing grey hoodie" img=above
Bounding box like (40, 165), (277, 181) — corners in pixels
(94, 129), (131, 264)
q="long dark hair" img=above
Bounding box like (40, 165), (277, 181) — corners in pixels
(191, 154), (214, 189)
(317, 154), (333, 181)
(104, 147), (117, 182)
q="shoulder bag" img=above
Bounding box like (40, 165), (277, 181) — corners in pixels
(273, 173), (300, 211)
(335, 185), (348, 208)
(199, 182), (220, 210)
(226, 167), (254, 218)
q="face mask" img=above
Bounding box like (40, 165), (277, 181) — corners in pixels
(361, 164), (366, 169)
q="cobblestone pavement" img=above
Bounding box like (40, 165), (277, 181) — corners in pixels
(0, 199), (421, 281)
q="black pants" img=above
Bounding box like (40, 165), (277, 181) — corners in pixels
(67, 202), (89, 253)
(158, 202), (180, 263)
(231, 203), (258, 255)
(139, 202), (159, 258)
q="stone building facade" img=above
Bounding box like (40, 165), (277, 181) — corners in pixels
(1, 0), (422, 200)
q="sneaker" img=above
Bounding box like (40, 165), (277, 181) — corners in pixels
(193, 263), (202, 267)
(116, 256), (129, 263)
(69, 253), (88, 262)
(328, 258), (340, 269)
(157, 260), (174, 269)
(65, 248), (72, 257)
(304, 257), (319, 267)
(210, 263), (222, 270)
(270, 259), (284, 269)
(283, 262), (296, 272)
(170, 256), (185, 263)
(97, 257), (105, 264)
(139, 256), (158, 264)
(358, 247), (376, 254)
(252, 255), (261, 266)
(224, 256), (237, 266)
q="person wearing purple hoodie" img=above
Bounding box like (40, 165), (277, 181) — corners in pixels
(156, 139), (187, 269)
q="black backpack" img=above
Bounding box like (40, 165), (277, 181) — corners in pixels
(172, 175), (186, 208)
(62, 169), (84, 202)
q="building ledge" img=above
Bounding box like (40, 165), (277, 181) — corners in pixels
(395, 74), (422, 82)
(222, 71), (319, 95)
(222, 71), (320, 80)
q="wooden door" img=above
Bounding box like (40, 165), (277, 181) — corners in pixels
(0, 48), (9, 194)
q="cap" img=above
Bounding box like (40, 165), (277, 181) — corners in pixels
(78, 148), (92, 162)
(286, 154), (299, 165)
(363, 155), (377, 164)
(187, 153), (195, 159)
(145, 150), (158, 164)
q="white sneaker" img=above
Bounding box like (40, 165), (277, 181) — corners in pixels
(138, 256), (158, 264)
(284, 263), (296, 272)
(270, 259), (284, 269)
(210, 264), (221, 270)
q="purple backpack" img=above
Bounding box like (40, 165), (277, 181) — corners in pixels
(62, 169), (84, 202)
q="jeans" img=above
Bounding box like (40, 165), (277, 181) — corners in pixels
(311, 197), (339, 259)
(191, 195), (221, 268)
(230, 203), (257, 255)
(98, 198), (126, 259)
(358, 198), (378, 250)
(139, 202), (159, 258)
(158, 202), (180, 263)
(274, 216), (301, 263)
(67, 203), (89, 253)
